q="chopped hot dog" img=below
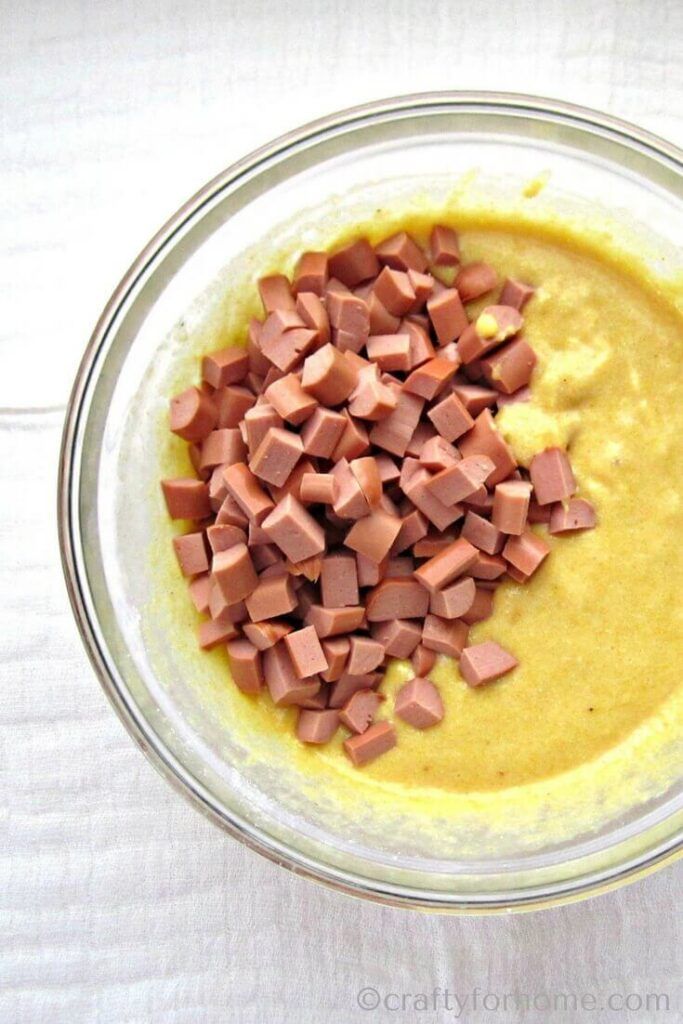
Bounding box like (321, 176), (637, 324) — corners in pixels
(162, 226), (597, 763)
(394, 677), (444, 729)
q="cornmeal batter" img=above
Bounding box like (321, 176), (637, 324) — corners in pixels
(154, 209), (682, 840)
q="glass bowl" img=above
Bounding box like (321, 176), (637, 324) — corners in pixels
(59, 93), (683, 912)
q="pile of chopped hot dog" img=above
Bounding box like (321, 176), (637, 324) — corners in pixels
(161, 226), (596, 767)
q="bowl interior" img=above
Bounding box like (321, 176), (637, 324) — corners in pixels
(64, 96), (683, 909)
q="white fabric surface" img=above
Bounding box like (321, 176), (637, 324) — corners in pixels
(2, 2), (681, 1021)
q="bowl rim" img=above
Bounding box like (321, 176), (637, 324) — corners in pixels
(58, 90), (683, 913)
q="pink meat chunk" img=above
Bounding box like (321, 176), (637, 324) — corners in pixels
(263, 642), (320, 706)
(549, 497), (597, 534)
(343, 721), (397, 766)
(370, 619), (422, 659)
(173, 532), (210, 577)
(459, 641), (518, 687)
(297, 709), (340, 744)
(227, 638), (263, 694)
(339, 689), (385, 734)
(262, 494), (326, 562)
(492, 480), (533, 535)
(285, 625), (330, 678)
(529, 447), (577, 505)
(394, 677), (444, 729)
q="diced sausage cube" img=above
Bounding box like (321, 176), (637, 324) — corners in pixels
(548, 497), (597, 534)
(343, 721), (397, 766)
(301, 343), (358, 405)
(459, 641), (518, 687)
(469, 552), (507, 580)
(261, 320), (317, 373)
(296, 291), (331, 344)
(454, 262), (497, 302)
(403, 356), (458, 400)
(460, 586), (494, 625)
(369, 388), (424, 458)
(328, 239), (379, 287)
(499, 278), (535, 310)
(461, 510), (505, 555)
(348, 365), (398, 420)
(413, 537), (478, 593)
(366, 333), (411, 372)
(426, 455), (494, 506)
(188, 574), (211, 614)
(452, 383), (499, 416)
(169, 386), (217, 442)
(373, 267), (416, 316)
(344, 636), (384, 676)
(402, 466), (464, 532)
(300, 406), (347, 458)
(305, 604), (365, 637)
(419, 436), (461, 472)
(249, 427), (303, 487)
(242, 405), (283, 456)
(345, 509), (402, 564)
(370, 619), (422, 659)
(172, 532), (210, 577)
(339, 689), (385, 734)
(297, 709), (339, 744)
(430, 225), (461, 266)
(427, 288), (468, 345)
(529, 447), (577, 505)
(395, 678), (444, 728)
(428, 392), (474, 443)
(213, 385), (256, 428)
(265, 373), (318, 425)
(223, 463), (274, 524)
(391, 508), (429, 555)
(263, 642), (320, 706)
(212, 543), (258, 603)
(243, 619), (292, 650)
(480, 338), (537, 394)
(161, 478), (211, 520)
(198, 619), (238, 650)
(458, 409), (516, 485)
(320, 552), (359, 608)
(285, 625), (329, 678)
(300, 473), (337, 505)
(262, 494), (326, 562)
(320, 637), (350, 681)
(492, 480), (533, 535)
(258, 274), (295, 313)
(330, 409), (371, 463)
(244, 573), (298, 621)
(293, 252), (329, 296)
(503, 530), (551, 578)
(355, 552), (386, 587)
(227, 639), (263, 694)
(349, 456), (382, 507)
(201, 347), (249, 388)
(366, 578), (430, 622)
(200, 428), (247, 472)
(421, 615), (469, 657)
(402, 319), (436, 368)
(411, 644), (437, 677)
(375, 231), (428, 273)
(429, 576), (476, 620)
(331, 458), (370, 519)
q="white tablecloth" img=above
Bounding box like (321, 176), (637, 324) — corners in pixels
(2, 2), (681, 1021)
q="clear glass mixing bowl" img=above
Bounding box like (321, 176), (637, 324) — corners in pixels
(59, 93), (683, 911)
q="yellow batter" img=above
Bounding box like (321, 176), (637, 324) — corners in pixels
(153, 197), (683, 848)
